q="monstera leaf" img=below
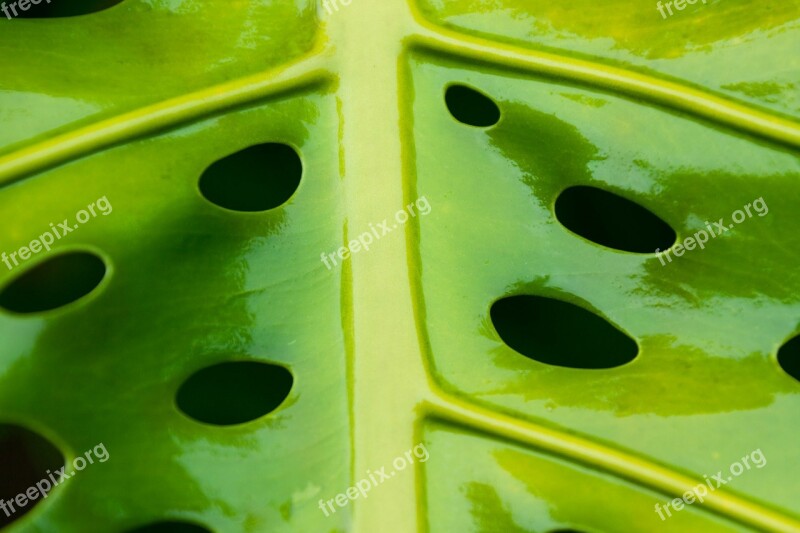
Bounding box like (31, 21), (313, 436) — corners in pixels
(0, 1), (798, 532)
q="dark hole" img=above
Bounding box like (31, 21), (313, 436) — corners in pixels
(445, 84), (500, 127)
(491, 295), (638, 369)
(126, 521), (212, 533)
(198, 143), (302, 212)
(0, 251), (106, 314)
(778, 335), (800, 383)
(8, 0), (125, 18)
(176, 361), (293, 426)
(0, 424), (65, 528)
(555, 186), (676, 253)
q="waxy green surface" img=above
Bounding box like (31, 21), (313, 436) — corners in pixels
(0, 0), (798, 532)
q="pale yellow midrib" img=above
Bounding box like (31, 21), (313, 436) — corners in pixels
(326, 2), (432, 532)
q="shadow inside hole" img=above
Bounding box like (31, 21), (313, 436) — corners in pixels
(491, 295), (638, 369)
(0, 424), (64, 528)
(9, 0), (125, 18)
(0, 251), (106, 314)
(445, 84), (501, 127)
(126, 521), (212, 533)
(176, 361), (293, 426)
(555, 186), (676, 253)
(198, 143), (302, 212)
(777, 335), (800, 383)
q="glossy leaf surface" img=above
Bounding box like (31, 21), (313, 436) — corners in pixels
(0, 1), (798, 532)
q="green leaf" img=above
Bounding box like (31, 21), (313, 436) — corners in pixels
(0, 1), (798, 532)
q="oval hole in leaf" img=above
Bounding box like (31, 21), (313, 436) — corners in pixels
(491, 295), (638, 369)
(176, 361), (293, 426)
(126, 522), (212, 533)
(777, 334), (800, 383)
(555, 186), (676, 253)
(12, 0), (126, 18)
(445, 84), (500, 127)
(198, 143), (302, 212)
(0, 424), (65, 528)
(0, 251), (106, 314)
